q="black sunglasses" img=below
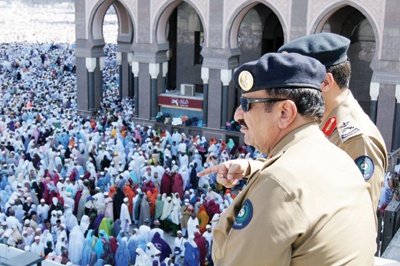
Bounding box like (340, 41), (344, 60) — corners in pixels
(239, 97), (288, 112)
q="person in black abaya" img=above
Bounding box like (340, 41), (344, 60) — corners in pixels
(112, 184), (125, 221)
(190, 165), (199, 190)
(100, 154), (111, 171)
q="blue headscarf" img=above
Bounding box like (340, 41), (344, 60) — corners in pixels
(94, 229), (109, 259)
(97, 176), (107, 192)
(115, 240), (130, 266)
(184, 242), (200, 266)
(128, 236), (139, 264)
(81, 230), (94, 266)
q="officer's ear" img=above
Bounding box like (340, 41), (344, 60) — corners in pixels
(277, 100), (297, 129)
(321, 73), (334, 93)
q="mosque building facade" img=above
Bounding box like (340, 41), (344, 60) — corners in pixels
(75, 0), (400, 152)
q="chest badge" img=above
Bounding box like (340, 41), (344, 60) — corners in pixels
(232, 199), (253, 230)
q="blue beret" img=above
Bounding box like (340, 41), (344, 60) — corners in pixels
(277, 33), (350, 68)
(234, 52), (326, 92)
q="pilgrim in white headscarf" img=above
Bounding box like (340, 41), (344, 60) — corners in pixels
(68, 224), (84, 264)
(55, 231), (67, 256)
(146, 242), (162, 264)
(135, 248), (152, 266)
(41, 229), (53, 249)
(80, 215), (90, 234)
(160, 196), (173, 221)
(22, 230), (33, 247)
(178, 165), (190, 190)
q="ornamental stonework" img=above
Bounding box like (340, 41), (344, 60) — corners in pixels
(268, 0), (290, 26)
(193, 0), (209, 27)
(224, 0), (290, 34)
(309, 0), (383, 32)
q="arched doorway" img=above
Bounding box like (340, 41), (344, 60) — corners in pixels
(319, 6), (375, 114)
(238, 4), (283, 65)
(76, 0), (134, 115)
(156, 1), (205, 122)
(231, 3), (284, 116)
(167, 2), (204, 93)
(101, 5), (119, 107)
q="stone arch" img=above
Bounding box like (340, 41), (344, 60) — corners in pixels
(310, 2), (379, 114)
(310, 1), (380, 52)
(351, 19), (374, 42)
(89, 0), (134, 45)
(226, 1), (287, 50)
(154, 0), (207, 45)
(149, 1), (205, 92)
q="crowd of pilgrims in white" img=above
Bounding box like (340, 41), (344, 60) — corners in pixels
(0, 7), (267, 265)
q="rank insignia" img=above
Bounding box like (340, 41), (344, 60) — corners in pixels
(233, 199), (253, 230)
(355, 156), (374, 180)
(322, 116), (337, 137)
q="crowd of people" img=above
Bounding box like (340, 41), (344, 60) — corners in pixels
(1, 2), (398, 265)
(0, 21), (266, 265)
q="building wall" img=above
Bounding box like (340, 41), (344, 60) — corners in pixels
(175, 2), (203, 91)
(75, 0), (400, 149)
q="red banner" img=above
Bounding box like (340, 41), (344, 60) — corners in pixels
(158, 95), (203, 110)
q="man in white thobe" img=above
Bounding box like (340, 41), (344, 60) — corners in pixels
(187, 213), (199, 238)
(30, 236), (44, 256)
(120, 197), (131, 233)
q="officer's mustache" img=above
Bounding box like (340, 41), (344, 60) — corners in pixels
(238, 119), (247, 128)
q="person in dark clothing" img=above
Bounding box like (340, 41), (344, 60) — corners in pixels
(23, 197), (34, 212)
(44, 241), (54, 256)
(100, 155), (111, 171)
(190, 165), (199, 190)
(64, 146), (71, 159)
(112, 186), (125, 221)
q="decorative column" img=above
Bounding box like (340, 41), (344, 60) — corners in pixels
(201, 67), (209, 127)
(86, 58), (96, 112)
(149, 63), (160, 120)
(220, 69), (232, 129)
(370, 82), (379, 123)
(392, 85), (400, 150)
(132, 61), (139, 117)
(117, 52), (123, 100)
(99, 56), (105, 101)
(162, 61), (168, 92)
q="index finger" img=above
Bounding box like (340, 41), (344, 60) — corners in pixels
(197, 164), (219, 177)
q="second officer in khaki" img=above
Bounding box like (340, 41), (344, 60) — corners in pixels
(278, 33), (388, 211)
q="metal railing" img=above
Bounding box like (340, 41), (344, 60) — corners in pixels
(388, 148), (400, 173)
(388, 148), (400, 199)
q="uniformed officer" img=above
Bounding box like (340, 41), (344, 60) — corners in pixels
(277, 32), (388, 211)
(198, 52), (376, 265)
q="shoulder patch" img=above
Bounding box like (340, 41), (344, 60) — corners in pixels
(337, 114), (362, 143)
(355, 156), (375, 180)
(232, 199), (253, 230)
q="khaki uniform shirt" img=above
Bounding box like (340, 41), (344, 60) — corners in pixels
(319, 91), (388, 210)
(213, 124), (376, 266)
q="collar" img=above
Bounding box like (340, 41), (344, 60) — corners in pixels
(319, 90), (355, 135)
(267, 123), (321, 162)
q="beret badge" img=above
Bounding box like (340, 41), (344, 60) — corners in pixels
(238, 70), (254, 92)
